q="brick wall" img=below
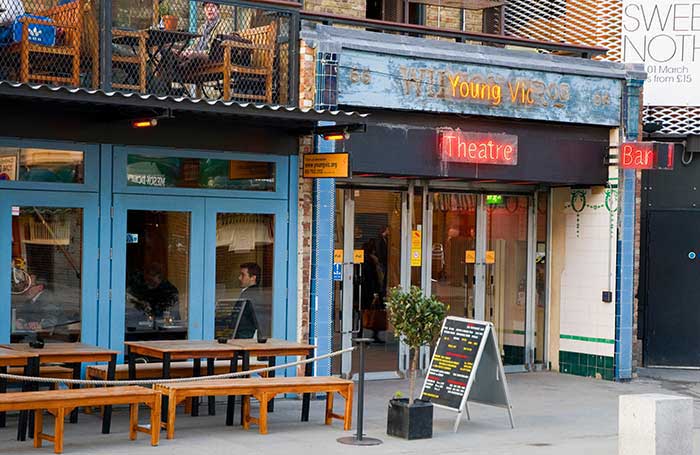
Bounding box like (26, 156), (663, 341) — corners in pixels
(304, 0), (366, 18)
(424, 7), (482, 32)
(299, 41), (316, 110)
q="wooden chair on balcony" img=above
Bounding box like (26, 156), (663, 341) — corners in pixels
(1, 0), (86, 87)
(185, 21), (277, 104)
(111, 29), (148, 93)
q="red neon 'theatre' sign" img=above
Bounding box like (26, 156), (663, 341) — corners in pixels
(439, 130), (518, 166)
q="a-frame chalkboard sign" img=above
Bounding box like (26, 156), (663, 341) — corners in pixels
(420, 316), (515, 432)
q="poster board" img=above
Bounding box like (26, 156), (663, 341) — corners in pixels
(420, 316), (514, 432)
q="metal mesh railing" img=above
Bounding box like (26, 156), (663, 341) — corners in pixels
(111, 0), (294, 103)
(0, 0), (101, 88)
(0, 0), (296, 105)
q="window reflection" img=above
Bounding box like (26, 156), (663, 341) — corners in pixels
(11, 207), (83, 342)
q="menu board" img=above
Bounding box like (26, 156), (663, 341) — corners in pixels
(214, 299), (246, 339)
(421, 318), (488, 411)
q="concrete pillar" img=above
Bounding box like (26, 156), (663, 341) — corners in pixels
(619, 394), (693, 455)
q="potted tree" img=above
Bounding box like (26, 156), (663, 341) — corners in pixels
(386, 286), (447, 440)
(159, 0), (178, 31)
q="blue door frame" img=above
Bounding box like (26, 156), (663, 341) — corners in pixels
(0, 190), (99, 345)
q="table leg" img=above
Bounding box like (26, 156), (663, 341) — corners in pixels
(161, 353), (171, 423)
(267, 357), (276, 413)
(0, 366), (6, 428)
(225, 354), (238, 426)
(18, 357), (39, 441)
(239, 353), (250, 425)
(69, 363), (80, 423)
(207, 358), (215, 416)
(128, 346), (136, 380)
(102, 354), (117, 434)
(191, 358), (201, 417)
(301, 351), (313, 422)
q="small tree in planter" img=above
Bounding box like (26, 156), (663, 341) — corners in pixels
(386, 286), (447, 440)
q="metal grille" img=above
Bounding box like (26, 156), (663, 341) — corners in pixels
(0, 0), (101, 88)
(503, 0), (622, 61)
(111, 1), (293, 104)
(644, 106), (700, 136)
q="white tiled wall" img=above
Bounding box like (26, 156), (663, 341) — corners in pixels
(558, 187), (617, 357)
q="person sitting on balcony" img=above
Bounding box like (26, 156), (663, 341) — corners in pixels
(178, 1), (226, 63)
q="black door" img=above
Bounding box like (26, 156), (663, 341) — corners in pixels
(645, 210), (700, 366)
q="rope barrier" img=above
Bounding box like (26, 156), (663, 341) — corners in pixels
(0, 346), (356, 387)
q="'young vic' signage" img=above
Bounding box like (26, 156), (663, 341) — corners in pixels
(439, 130), (518, 166)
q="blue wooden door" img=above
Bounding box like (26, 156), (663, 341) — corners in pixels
(0, 190), (99, 345)
(110, 194), (206, 351)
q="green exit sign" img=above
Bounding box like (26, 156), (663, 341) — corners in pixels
(486, 195), (503, 205)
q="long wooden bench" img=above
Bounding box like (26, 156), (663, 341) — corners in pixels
(155, 376), (353, 438)
(0, 386), (161, 454)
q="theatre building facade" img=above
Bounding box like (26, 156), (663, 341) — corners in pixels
(300, 24), (645, 381)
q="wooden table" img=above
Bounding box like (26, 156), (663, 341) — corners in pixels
(227, 339), (316, 424)
(1, 343), (118, 435)
(0, 347), (39, 440)
(125, 340), (240, 420)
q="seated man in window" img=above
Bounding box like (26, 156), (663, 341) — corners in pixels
(235, 262), (262, 339)
(127, 263), (180, 328)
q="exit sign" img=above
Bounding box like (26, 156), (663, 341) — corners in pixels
(619, 142), (675, 170)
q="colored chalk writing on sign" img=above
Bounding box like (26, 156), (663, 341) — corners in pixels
(421, 318), (487, 410)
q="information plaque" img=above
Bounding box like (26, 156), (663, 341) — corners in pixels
(420, 316), (515, 432)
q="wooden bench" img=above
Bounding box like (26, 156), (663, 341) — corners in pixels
(0, 386), (161, 454)
(7, 365), (73, 387)
(155, 376), (353, 438)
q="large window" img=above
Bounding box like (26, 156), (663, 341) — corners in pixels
(0, 148), (84, 184)
(11, 207), (83, 342)
(127, 155), (275, 191)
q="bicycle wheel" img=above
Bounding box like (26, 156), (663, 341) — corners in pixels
(11, 268), (32, 295)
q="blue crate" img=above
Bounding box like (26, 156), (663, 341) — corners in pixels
(11, 14), (56, 46)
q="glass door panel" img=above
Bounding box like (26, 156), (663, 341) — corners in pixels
(11, 207), (83, 343)
(124, 210), (190, 341)
(535, 191), (548, 364)
(202, 198), (287, 342)
(431, 193), (477, 319)
(332, 188), (345, 375)
(352, 189), (402, 375)
(213, 213), (275, 339)
(485, 195), (529, 366)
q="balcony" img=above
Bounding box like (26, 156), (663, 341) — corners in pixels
(0, 0), (300, 105)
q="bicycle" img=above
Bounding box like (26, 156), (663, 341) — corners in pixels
(11, 257), (32, 295)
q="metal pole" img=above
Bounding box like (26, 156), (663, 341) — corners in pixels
(337, 338), (382, 446)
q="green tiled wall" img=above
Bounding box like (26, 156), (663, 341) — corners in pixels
(559, 351), (614, 381)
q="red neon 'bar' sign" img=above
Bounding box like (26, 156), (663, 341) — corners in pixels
(620, 142), (675, 170)
(439, 129), (518, 166)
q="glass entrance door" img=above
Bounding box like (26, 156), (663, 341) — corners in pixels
(110, 195), (205, 349)
(0, 190), (98, 344)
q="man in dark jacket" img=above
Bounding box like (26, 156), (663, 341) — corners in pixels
(236, 262), (262, 338)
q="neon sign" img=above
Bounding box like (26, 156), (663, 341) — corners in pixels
(619, 142), (675, 170)
(439, 129), (518, 166)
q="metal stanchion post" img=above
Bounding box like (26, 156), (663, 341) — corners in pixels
(337, 338), (382, 446)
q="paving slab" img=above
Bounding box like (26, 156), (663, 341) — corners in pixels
(1, 372), (700, 454)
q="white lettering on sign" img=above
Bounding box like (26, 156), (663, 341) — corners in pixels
(127, 174), (167, 187)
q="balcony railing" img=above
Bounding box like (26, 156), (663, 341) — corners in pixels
(300, 11), (608, 59)
(0, 0), (300, 105)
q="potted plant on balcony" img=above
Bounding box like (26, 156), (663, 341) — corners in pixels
(385, 286), (447, 440)
(159, 0), (178, 31)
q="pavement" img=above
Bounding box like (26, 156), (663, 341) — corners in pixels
(2, 371), (700, 454)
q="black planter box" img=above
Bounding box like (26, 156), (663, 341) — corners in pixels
(386, 398), (433, 440)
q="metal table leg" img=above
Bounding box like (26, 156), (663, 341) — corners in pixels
(191, 358), (201, 417)
(102, 354), (117, 434)
(225, 354), (238, 426)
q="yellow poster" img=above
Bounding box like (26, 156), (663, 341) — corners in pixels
(353, 249), (365, 264)
(411, 230), (422, 267)
(302, 153), (349, 178)
(485, 250), (496, 264)
(465, 250), (476, 264)
(334, 249), (343, 264)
